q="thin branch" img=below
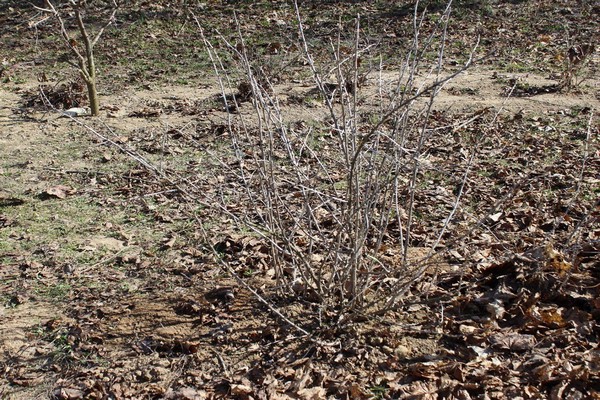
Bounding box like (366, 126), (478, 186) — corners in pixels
(92, 0), (119, 47)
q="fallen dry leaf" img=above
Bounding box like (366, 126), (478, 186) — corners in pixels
(297, 386), (327, 400)
(40, 185), (76, 200)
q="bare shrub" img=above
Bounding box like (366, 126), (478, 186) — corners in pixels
(194, 1), (482, 324)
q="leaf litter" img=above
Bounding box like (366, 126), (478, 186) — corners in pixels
(1, 1), (599, 399)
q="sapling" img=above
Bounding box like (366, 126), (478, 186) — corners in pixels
(36, 0), (117, 116)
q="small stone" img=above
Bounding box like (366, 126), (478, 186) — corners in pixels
(394, 345), (411, 358)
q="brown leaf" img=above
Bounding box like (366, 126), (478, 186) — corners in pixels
(161, 235), (177, 249)
(41, 185), (76, 200)
(489, 332), (536, 351)
(347, 383), (369, 399)
(231, 383), (253, 397)
(396, 380), (438, 399)
(530, 306), (567, 328)
(9, 372), (45, 387)
(52, 387), (86, 400)
(164, 387), (208, 400)
(267, 42), (283, 54)
(129, 107), (162, 117)
(297, 387), (326, 400)
(408, 362), (440, 379)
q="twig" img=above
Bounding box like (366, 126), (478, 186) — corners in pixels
(77, 248), (127, 274)
(211, 349), (231, 379)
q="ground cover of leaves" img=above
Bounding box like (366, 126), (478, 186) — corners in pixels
(1, 1), (599, 399)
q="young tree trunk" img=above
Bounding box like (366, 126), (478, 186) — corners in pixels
(82, 43), (99, 116)
(86, 78), (100, 116)
(77, 6), (99, 116)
